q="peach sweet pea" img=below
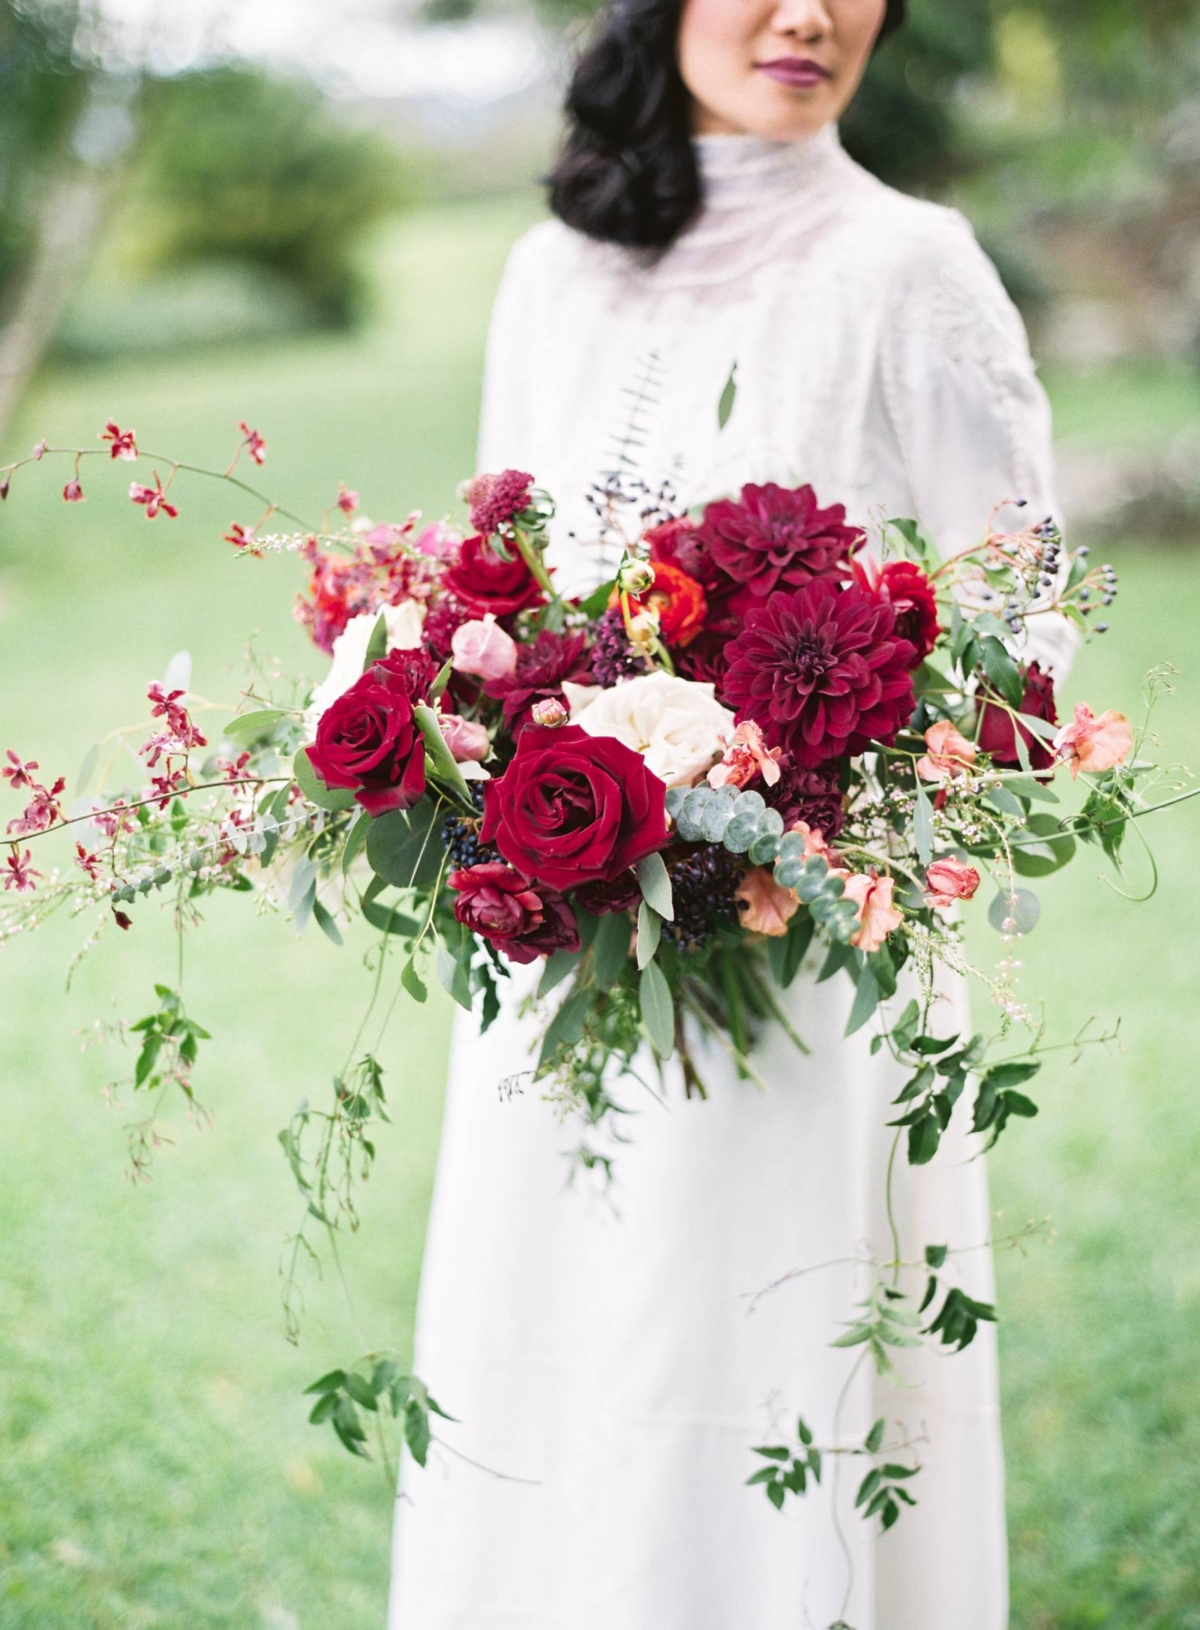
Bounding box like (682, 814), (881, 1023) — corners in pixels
(916, 720), (977, 783)
(924, 857), (981, 910)
(1053, 704), (1134, 779)
(451, 614), (518, 682)
(842, 871), (904, 953)
(734, 866), (799, 937)
(708, 719), (783, 791)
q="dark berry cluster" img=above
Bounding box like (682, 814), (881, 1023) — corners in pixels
(589, 607), (648, 687)
(663, 845), (744, 951)
(440, 784), (496, 870)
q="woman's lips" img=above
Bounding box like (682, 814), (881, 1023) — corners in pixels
(755, 57), (832, 89)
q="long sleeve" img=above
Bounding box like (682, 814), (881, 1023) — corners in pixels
(476, 226), (547, 476)
(880, 211), (1079, 680)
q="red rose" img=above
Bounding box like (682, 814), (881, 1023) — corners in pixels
(977, 660), (1058, 771)
(307, 660), (427, 815)
(480, 724), (669, 892)
(851, 558), (941, 666)
(696, 482), (864, 598)
(449, 862), (581, 965)
(443, 533), (544, 618)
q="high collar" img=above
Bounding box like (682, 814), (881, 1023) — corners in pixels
(691, 122), (848, 211)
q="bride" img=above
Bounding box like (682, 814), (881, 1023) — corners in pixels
(390, 2), (1074, 1625)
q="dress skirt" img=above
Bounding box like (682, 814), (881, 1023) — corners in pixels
(388, 962), (1007, 1630)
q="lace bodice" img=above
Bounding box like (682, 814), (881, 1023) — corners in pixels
(478, 122), (1076, 675)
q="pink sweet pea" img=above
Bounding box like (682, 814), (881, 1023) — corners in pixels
(842, 871), (904, 953)
(1053, 704), (1134, 779)
(924, 857), (981, 910)
(916, 720), (977, 783)
(708, 719), (783, 791)
(451, 614), (518, 681)
(734, 866), (799, 937)
(438, 712), (490, 763)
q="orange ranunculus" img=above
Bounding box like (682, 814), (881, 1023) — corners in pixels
(924, 856), (981, 910)
(734, 866), (799, 937)
(1053, 704), (1134, 779)
(916, 720), (977, 783)
(611, 560), (708, 647)
(841, 871), (904, 953)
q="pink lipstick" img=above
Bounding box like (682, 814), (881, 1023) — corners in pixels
(755, 57), (832, 89)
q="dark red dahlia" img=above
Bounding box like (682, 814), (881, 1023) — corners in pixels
(464, 469), (535, 538)
(722, 579), (917, 768)
(765, 759), (847, 841)
(696, 482), (864, 598)
(851, 558), (941, 666)
(977, 660), (1058, 771)
(484, 630), (593, 733)
(675, 628), (732, 688)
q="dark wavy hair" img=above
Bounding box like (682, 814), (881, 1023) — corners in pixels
(548, 0), (905, 250)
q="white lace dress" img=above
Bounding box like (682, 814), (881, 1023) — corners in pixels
(389, 123), (1074, 1630)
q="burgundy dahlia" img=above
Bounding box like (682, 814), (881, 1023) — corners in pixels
(484, 629), (593, 733)
(977, 660), (1058, 771)
(722, 579), (917, 768)
(851, 558), (941, 666)
(696, 482), (864, 598)
(765, 759), (847, 841)
(449, 861), (580, 965)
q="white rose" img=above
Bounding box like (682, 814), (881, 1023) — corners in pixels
(565, 670), (734, 788)
(304, 601), (426, 731)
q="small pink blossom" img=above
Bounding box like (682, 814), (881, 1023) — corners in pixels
(916, 720), (978, 783)
(223, 522), (261, 555)
(0, 476), (10, 500)
(129, 472), (178, 520)
(735, 865), (800, 937)
(148, 769), (187, 808)
(451, 614), (518, 682)
(3, 848), (40, 893)
(238, 420), (267, 465)
(2, 751), (40, 792)
(336, 483), (359, 515)
(924, 856), (981, 910)
(414, 520), (462, 561)
(31, 439), (47, 461)
(216, 751), (252, 782)
(75, 842), (103, 880)
(63, 476), (84, 502)
(1053, 703), (1134, 779)
(91, 800), (133, 840)
(842, 871), (904, 953)
(708, 719), (783, 791)
(438, 713), (490, 763)
(101, 421), (137, 460)
(7, 775), (65, 836)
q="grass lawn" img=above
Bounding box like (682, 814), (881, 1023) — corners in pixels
(2, 195), (1199, 1629)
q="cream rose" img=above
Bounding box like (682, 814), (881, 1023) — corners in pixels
(562, 671), (734, 789)
(304, 601), (426, 731)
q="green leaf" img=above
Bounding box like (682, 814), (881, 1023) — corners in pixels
(404, 1398), (431, 1467)
(591, 910), (632, 988)
(983, 1060), (1041, 1089)
(1011, 813), (1076, 878)
(865, 1418), (885, 1454)
(225, 707), (288, 746)
(537, 949), (580, 1000)
(401, 956), (427, 1004)
(345, 1372), (378, 1411)
(908, 1111), (942, 1166)
(636, 899), (663, 969)
(635, 851), (674, 920)
(924, 1244), (948, 1269)
(717, 360), (738, 430)
(366, 802), (443, 889)
(578, 579), (617, 619)
(766, 1480), (785, 1511)
(639, 959), (675, 1057)
(304, 1368), (347, 1395)
(845, 967), (880, 1037)
(752, 1446), (791, 1462)
(436, 941), (474, 1011)
(413, 704), (475, 808)
(913, 779), (934, 867)
(341, 810), (372, 874)
(538, 984), (592, 1068)
(312, 898), (343, 947)
(293, 746), (356, 812)
(364, 612), (389, 666)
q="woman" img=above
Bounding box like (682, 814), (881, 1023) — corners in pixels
(390, 3), (1075, 1625)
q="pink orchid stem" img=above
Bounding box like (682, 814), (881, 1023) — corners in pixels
(9, 775), (291, 847)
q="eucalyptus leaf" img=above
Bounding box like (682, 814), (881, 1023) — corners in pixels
(293, 747), (355, 812)
(225, 707), (288, 746)
(636, 851), (674, 920)
(636, 900), (663, 969)
(639, 959), (675, 1057)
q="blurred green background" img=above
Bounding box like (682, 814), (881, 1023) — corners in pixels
(2, 2), (1200, 1627)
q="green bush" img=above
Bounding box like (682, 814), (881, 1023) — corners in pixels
(130, 66), (408, 326)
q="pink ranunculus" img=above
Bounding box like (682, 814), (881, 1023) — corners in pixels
(450, 613), (518, 682)
(924, 857), (981, 910)
(438, 712), (489, 763)
(842, 871), (904, 953)
(734, 865), (800, 937)
(1053, 704), (1134, 780)
(916, 720), (978, 783)
(708, 719), (783, 791)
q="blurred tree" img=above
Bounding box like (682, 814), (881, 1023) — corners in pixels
(128, 67), (408, 327)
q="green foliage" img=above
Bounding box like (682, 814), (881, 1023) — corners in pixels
(305, 1361), (453, 1465)
(130, 66), (406, 325)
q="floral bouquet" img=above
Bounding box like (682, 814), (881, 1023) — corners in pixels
(1, 421), (1190, 1510)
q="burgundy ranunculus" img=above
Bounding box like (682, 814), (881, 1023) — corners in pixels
(765, 759), (847, 841)
(484, 629), (593, 733)
(977, 660), (1058, 771)
(574, 871), (642, 917)
(307, 662), (427, 815)
(480, 724), (669, 892)
(443, 533), (544, 618)
(696, 482), (864, 598)
(449, 862), (581, 965)
(851, 558), (941, 666)
(647, 516), (728, 592)
(723, 579), (917, 768)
